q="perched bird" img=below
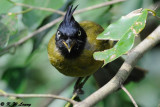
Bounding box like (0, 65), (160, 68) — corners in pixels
(48, 5), (112, 77)
(48, 5), (147, 91)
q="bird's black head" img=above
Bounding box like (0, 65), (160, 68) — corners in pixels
(55, 5), (87, 59)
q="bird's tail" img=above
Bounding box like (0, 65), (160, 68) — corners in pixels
(93, 57), (147, 87)
(126, 66), (147, 84)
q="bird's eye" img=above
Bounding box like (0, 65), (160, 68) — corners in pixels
(57, 31), (61, 38)
(78, 30), (81, 36)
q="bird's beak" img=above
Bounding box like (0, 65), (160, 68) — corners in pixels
(63, 41), (75, 53)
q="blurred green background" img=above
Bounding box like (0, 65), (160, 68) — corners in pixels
(0, 0), (160, 107)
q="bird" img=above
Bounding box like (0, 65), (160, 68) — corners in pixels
(47, 5), (147, 93)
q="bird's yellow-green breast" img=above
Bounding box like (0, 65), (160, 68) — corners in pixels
(48, 21), (113, 77)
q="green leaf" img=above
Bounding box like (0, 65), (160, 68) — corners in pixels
(0, 14), (18, 48)
(0, 21), (10, 48)
(97, 8), (145, 40)
(1, 13), (18, 35)
(93, 9), (148, 66)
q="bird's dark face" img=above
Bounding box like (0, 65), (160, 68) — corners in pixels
(55, 5), (87, 59)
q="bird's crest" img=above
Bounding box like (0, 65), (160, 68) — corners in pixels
(64, 5), (78, 23)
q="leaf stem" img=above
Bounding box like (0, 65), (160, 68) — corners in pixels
(146, 9), (156, 16)
(145, 9), (160, 20)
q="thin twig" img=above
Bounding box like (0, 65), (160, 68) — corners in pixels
(15, 3), (65, 15)
(0, 0), (125, 56)
(121, 85), (138, 107)
(0, 93), (77, 105)
(74, 26), (160, 107)
(8, 0), (65, 15)
(74, 0), (126, 14)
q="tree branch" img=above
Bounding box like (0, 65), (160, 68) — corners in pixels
(74, 26), (160, 107)
(0, 93), (77, 105)
(121, 85), (138, 107)
(0, 0), (125, 56)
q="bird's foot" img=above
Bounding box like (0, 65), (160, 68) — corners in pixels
(73, 82), (84, 94)
(73, 76), (90, 95)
